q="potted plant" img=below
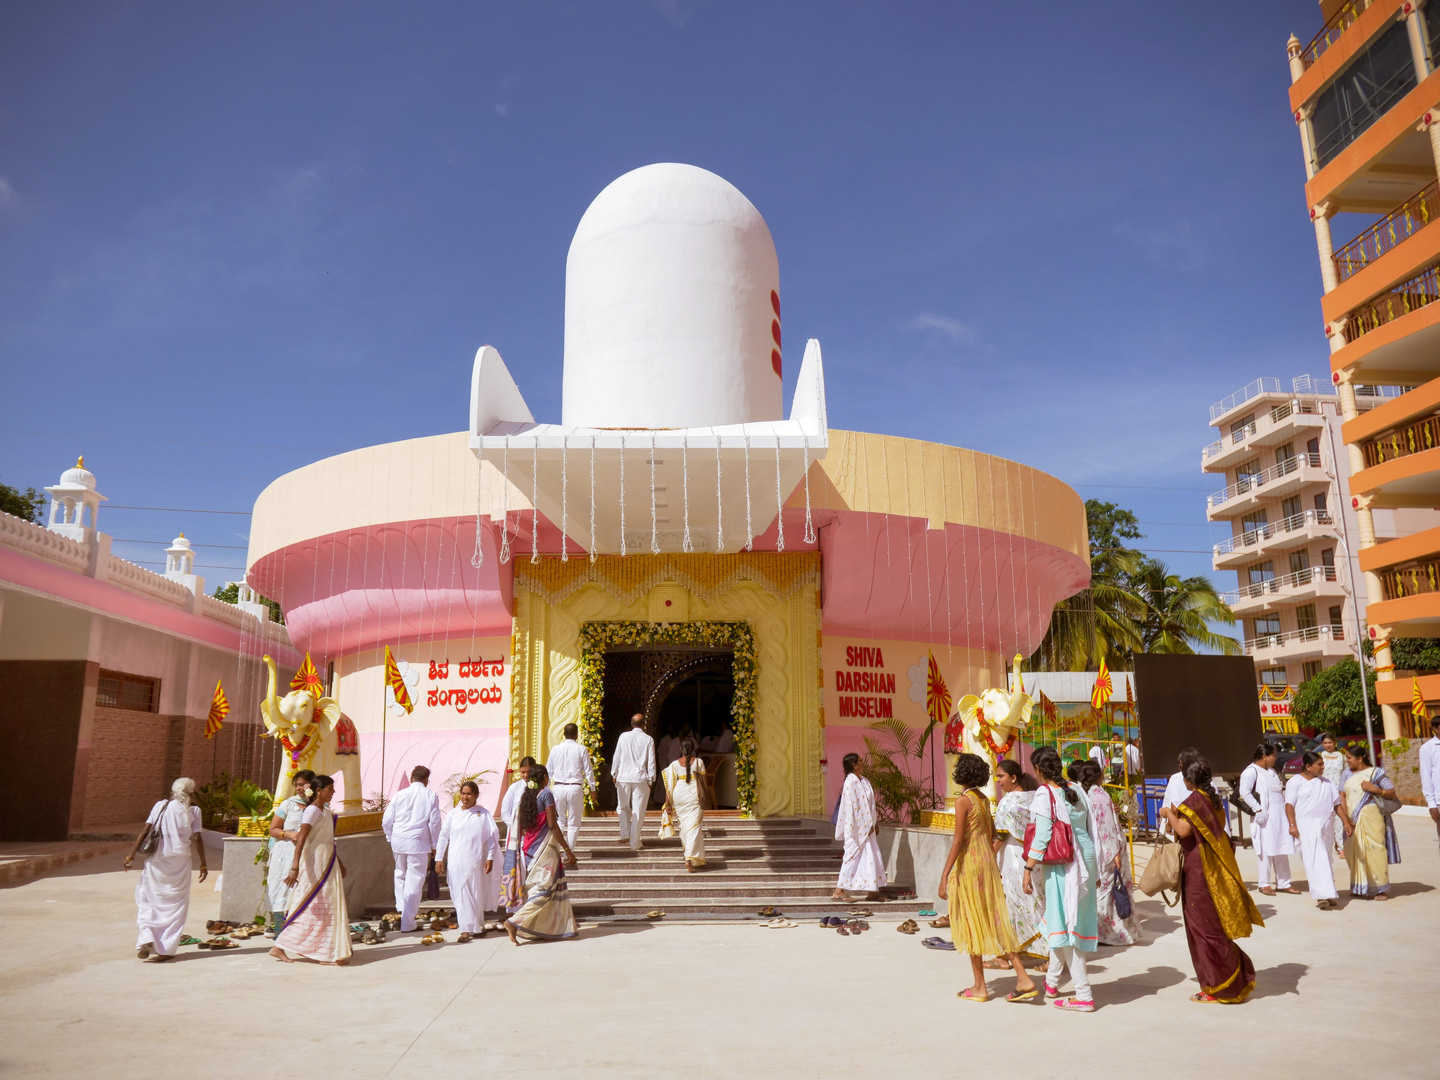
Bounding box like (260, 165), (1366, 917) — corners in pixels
(230, 779), (275, 837)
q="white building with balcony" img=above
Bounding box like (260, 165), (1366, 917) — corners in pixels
(1204, 375), (1434, 692)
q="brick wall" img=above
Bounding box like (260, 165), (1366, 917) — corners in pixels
(82, 707), (180, 826)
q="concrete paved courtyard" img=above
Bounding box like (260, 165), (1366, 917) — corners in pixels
(1, 814), (1436, 1079)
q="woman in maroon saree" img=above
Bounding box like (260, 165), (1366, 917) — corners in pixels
(1158, 759), (1264, 1003)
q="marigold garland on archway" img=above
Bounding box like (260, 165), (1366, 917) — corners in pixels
(578, 620), (758, 814)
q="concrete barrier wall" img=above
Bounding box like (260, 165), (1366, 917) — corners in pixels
(219, 832), (395, 922)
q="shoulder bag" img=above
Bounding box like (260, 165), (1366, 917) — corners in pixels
(138, 799), (170, 855)
(1022, 785), (1075, 865)
(1112, 868), (1134, 919)
(1139, 837), (1181, 905)
(1371, 768), (1402, 817)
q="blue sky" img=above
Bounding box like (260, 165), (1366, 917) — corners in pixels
(1, 0), (1335, 590)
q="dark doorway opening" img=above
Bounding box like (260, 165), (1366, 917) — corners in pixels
(595, 646), (737, 811)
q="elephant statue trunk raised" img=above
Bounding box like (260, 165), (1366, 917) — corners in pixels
(261, 654), (363, 813)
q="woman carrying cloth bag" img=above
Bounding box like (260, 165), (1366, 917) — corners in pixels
(1159, 758), (1263, 1004)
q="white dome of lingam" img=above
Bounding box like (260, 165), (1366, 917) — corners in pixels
(561, 163), (783, 430)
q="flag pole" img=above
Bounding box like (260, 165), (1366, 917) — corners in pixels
(380, 667), (388, 809)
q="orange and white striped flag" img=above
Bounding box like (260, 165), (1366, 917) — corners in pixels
(205, 679), (230, 739)
(1091, 659), (1114, 711)
(385, 646), (414, 714)
(290, 652), (325, 699)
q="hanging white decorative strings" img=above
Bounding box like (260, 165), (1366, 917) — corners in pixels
(498, 437), (512, 565)
(681, 432), (694, 553)
(940, 445), (955, 669)
(743, 430), (754, 552)
(618, 434), (627, 557)
(801, 432), (816, 544)
(880, 438), (892, 565)
(559, 436), (569, 562)
(470, 446), (485, 568)
(530, 437), (540, 565)
(773, 435), (786, 552)
(589, 434), (598, 563)
(714, 430), (724, 552)
(649, 432), (660, 555)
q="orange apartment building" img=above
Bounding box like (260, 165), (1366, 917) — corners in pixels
(1287, 0), (1440, 738)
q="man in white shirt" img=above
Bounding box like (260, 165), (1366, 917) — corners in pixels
(1420, 715), (1440, 847)
(1158, 747), (1201, 836)
(1239, 742), (1293, 893)
(1088, 743), (1108, 770)
(611, 714), (657, 850)
(1123, 737), (1142, 779)
(546, 722), (595, 847)
(381, 765), (444, 933)
(498, 756), (535, 916)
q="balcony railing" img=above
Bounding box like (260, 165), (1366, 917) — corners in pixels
(1222, 565), (1341, 607)
(1299, 0), (1374, 70)
(1214, 509), (1335, 557)
(1244, 624), (1348, 652)
(1333, 181), (1440, 284)
(1359, 411), (1440, 467)
(1203, 439), (1224, 461)
(1208, 375), (1337, 422)
(1207, 452), (1323, 509)
(1381, 555), (1440, 600)
(1344, 263), (1440, 343)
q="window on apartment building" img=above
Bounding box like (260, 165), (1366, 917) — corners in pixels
(1314, 492), (1328, 516)
(1288, 550), (1310, 572)
(1281, 495), (1302, 522)
(1236, 459), (1261, 492)
(1321, 548), (1336, 581)
(1306, 437), (1320, 461)
(1328, 605), (1343, 632)
(1230, 415), (1254, 443)
(1311, 22), (1417, 168)
(1242, 510), (1269, 536)
(1302, 660), (1322, 682)
(1275, 443), (1295, 467)
(1296, 604), (1318, 634)
(1246, 562), (1275, 598)
(95, 671), (159, 712)
(1259, 668), (1288, 687)
(1254, 614), (1282, 637)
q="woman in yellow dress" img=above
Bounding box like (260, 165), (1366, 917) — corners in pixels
(1340, 744), (1401, 901)
(937, 753), (1040, 1003)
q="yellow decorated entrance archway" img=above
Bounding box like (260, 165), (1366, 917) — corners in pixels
(507, 553), (823, 817)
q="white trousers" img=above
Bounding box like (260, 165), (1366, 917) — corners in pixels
(393, 851), (428, 931)
(1257, 853), (1291, 889)
(553, 784), (584, 846)
(449, 859), (485, 934)
(1046, 946), (1092, 1001)
(1297, 826), (1338, 901)
(615, 781), (649, 849)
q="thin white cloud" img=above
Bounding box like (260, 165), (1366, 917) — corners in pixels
(0, 176), (16, 207)
(651, 0), (700, 28)
(495, 103), (510, 119)
(1114, 218), (1207, 272)
(907, 312), (979, 346)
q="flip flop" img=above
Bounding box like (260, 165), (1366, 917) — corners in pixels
(921, 937), (956, 951)
(917, 908), (938, 917)
(1006, 988), (1041, 1003)
(896, 919), (919, 934)
(757, 906), (779, 917)
(930, 917), (950, 929)
(957, 988), (990, 1003)
(836, 925), (850, 936)
(179, 936), (202, 946)
(764, 918), (798, 928)
(1052, 998), (1095, 1012)
(847, 909), (873, 917)
(645, 910), (666, 920)
(1190, 992), (1219, 1004)
(457, 932), (473, 943)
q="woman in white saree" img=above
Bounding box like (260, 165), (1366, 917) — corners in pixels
(833, 753), (886, 900)
(124, 777), (207, 962)
(662, 738), (709, 871)
(436, 780), (502, 940)
(265, 769), (315, 936)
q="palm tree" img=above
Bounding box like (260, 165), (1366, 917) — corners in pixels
(1030, 564), (1145, 671)
(1131, 559), (1240, 656)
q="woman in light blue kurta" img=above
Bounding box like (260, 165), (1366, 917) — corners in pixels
(1023, 748), (1100, 1012)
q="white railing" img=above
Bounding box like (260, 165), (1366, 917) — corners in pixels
(102, 553), (194, 606)
(1245, 624), (1347, 651)
(1207, 452), (1323, 509)
(0, 511), (91, 572)
(197, 592), (254, 629)
(1290, 374), (1333, 396)
(1202, 439), (1224, 461)
(1221, 565), (1340, 606)
(1354, 384), (1410, 400)
(1210, 378), (1284, 422)
(1214, 509), (1335, 557)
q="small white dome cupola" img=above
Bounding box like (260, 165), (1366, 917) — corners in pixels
(162, 530), (204, 595)
(45, 455), (107, 543)
(165, 533), (195, 576)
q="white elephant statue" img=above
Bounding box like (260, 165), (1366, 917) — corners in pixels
(955, 654), (1034, 800)
(260, 654), (363, 812)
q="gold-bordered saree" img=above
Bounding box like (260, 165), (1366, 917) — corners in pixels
(1176, 792), (1264, 1002)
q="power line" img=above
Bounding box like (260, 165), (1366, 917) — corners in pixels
(111, 538), (249, 550)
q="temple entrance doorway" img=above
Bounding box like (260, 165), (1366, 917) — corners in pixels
(597, 646), (736, 811)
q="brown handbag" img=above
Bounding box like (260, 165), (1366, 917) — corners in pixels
(1139, 838), (1181, 906)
